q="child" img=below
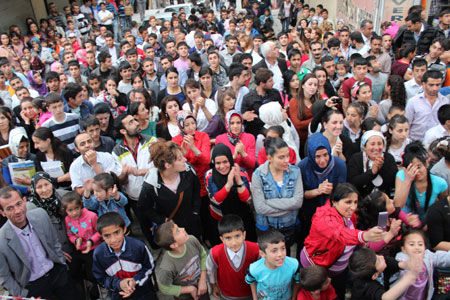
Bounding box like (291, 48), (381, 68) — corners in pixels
(336, 60), (351, 87)
(83, 173), (131, 228)
(297, 266), (337, 300)
(245, 230), (300, 300)
(351, 81), (383, 124)
(154, 221), (208, 300)
(342, 57), (372, 111)
(380, 105), (405, 134)
(349, 247), (420, 300)
(206, 215), (260, 300)
(257, 125), (297, 165)
(395, 230), (450, 300)
(92, 212), (157, 300)
(343, 102), (365, 143)
(385, 114), (411, 165)
(62, 191), (101, 287)
(33, 97), (53, 126)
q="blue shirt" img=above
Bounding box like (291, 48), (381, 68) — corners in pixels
(245, 256), (299, 300)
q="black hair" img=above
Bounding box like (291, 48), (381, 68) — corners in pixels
(361, 117), (381, 133)
(67, 60), (80, 68)
(97, 212), (126, 234)
(283, 69), (298, 95)
(119, 61), (131, 73)
(199, 66), (213, 78)
(264, 137), (288, 157)
(63, 82), (83, 101)
(385, 114), (409, 152)
(357, 191), (388, 229)
(349, 248), (378, 280)
(405, 13), (421, 23)
(81, 114), (100, 131)
(267, 125), (285, 137)
(257, 229), (285, 252)
(93, 172), (115, 191)
(228, 63), (247, 82)
(299, 266), (329, 291)
(218, 214), (245, 235)
(45, 71), (60, 83)
(320, 55), (334, 65)
(411, 57), (427, 70)
(350, 31), (364, 44)
(422, 70), (443, 83)
(353, 57), (368, 67)
(438, 104), (450, 125)
(401, 229), (426, 246)
(165, 66), (179, 78)
(330, 183), (359, 204)
(397, 44), (416, 60)
(387, 75), (406, 107)
(45, 92), (64, 106)
(32, 127), (70, 162)
(97, 51), (112, 64)
(327, 37), (340, 49)
(61, 191), (83, 214)
(239, 53), (253, 63)
(188, 52), (202, 67)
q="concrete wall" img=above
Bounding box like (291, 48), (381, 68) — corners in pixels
(0, 0), (36, 33)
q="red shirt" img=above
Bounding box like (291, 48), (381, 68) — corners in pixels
(342, 77), (372, 102)
(297, 285), (337, 300)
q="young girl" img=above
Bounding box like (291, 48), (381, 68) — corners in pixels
(205, 87), (236, 139)
(257, 125), (297, 166)
(33, 97), (52, 126)
(351, 81), (384, 124)
(62, 191), (101, 286)
(94, 77), (128, 117)
(183, 79), (217, 132)
(336, 60), (351, 88)
(343, 102), (365, 143)
(395, 230), (450, 300)
(386, 115), (411, 165)
(82, 173), (131, 227)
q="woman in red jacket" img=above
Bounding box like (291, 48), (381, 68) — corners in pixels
(299, 182), (384, 300)
(172, 111), (211, 240)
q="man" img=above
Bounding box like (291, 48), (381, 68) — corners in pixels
(208, 50), (229, 87)
(277, 32), (289, 59)
(342, 57), (372, 111)
(349, 31), (370, 57)
(253, 41), (287, 92)
(189, 31), (205, 55)
(70, 132), (122, 193)
(174, 42), (190, 72)
(187, 52), (203, 81)
(360, 19), (373, 47)
(9, 76), (39, 109)
(67, 60), (88, 85)
(239, 53), (256, 90)
(423, 104), (450, 148)
(0, 58), (29, 88)
(364, 35), (392, 74)
(327, 37), (343, 61)
(81, 115), (115, 153)
(124, 48), (143, 76)
(63, 82), (94, 119)
(95, 26), (108, 48)
(71, 4), (90, 38)
(92, 51), (119, 82)
(117, 61), (133, 94)
(142, 58), (160, 101)
(338, 28), (352, 61)
(48, 2), (67, 29)
(320, 55), (339, 90)
(220, 35), (241, 66)
(400, 12), (443, 55)
(216, 63), (249, 113)
(159, 55), (188, 90)
(112, 114), (155, 213)
(382, 33), (395, 62)
(435, 7), (450, 38)
(100, 32), (121, 66)
(288, 49), (302, 75)
(405, 58), (427, 101)
(366, 56), (388, 103)
(243, 15), (259, 38)
(252, 34), (265, 58)
(319, 9), (333, 32)
(45, 71), (64, 98)
(0, 187), (80, 298)
(205, 10), (225, 36)
(241, 68), (283, 137)
(302, 41), (323, 71)
(85, 50), (98, 74)
(405, 70), (450, 140)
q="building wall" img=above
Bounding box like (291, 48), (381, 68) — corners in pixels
(0, 0), (36, 33)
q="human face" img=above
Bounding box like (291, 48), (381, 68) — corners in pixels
(333, 192), (358, 218)
(401, 233), (426, 256)
(361, 23), (373, 38)
(101, 224), (126, 253)
(16, 89), (30, 100)
(186, 86), (201, 103)
(20, 60), (31, 72)
(165, 100), (180, 120)
(324, 113), (344, 137)
(93, 182), (109, 201)
(32, 72), (43, 85)
(428, 41), (443, 59)
(229, 115), (242, 135)
(253, 38), (263, 50)
(96, 113), (110, 131)
(223, 95), (235, 111)
(353, 65), (368, 80)
(75, 133), (94, 155)
(241, 58), (252, 71)
(412, 65), (427, 83)
(208, 53), (219, 67)
(278, 34), (288, 46)
(89, 78), (101, 93)
(339, 31), (349, 45)
(346, 107), (362, 127)
(315, 148), (330, 168)
(0, 63), (12, 77)
(370, 39), (381, 54)
(382, 35), (392, 50)
(289, 54), (302, 70)
(86, 124), (101, 143)
(261, 241), (286, 269)
(315, 70), (327, 87)
(34, 178), (54, 199)
(65, 201), (82, 220)
(268, 146), (290, 171)
(220, 229), (246, 252)
(122, 115), (141, 137)
(200, 73), (212, 88)
(1, 34), (10, 46)
(390, 122), (409, 144)
(357, 85), (372, 102)
(103, 57), (112, 70)
(182, 117), (196, 136)
(167, 72), (179, 87)
(322, 61), (335, 77)
(10, 78), (23, 90)
(48, 101), (64, 118)
(171, 223), (190, 248)
(126, 54), (138, 67)
(268, 44), (279, 59)
(105, 37), (114, 48)
(214, 155), (231, 175)
(166, 42), (175, 56)
(69, 91), (83, 108)
(178, 45), (189, 58)
(59, 74), (68, 88)
(369, 59), (382, 73)
(17, 141), (29, 158)
(0, 113), (10, 131)
(364, 136), (384, 160)
(132, 76), (143, 90)
(21, 102), (38, 120)
(410, 157), (428, 182)
(440, 13), (450, 26)
(423, 77), (442, 98)
(0, 191), (27, 228)
(143, 60), (154, 75)
(302, 77), (318, 97)
(120, 68), (132, 81)
(290, 75), (300, 90)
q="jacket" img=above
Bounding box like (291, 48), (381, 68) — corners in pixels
(303, 201), (366, 268)
(396, 23), (444, 55)
(64, 100), (94, 119)
(251, 161), (303, 229)
(99, 44), (121, 59)
(252, 58), (288, 74)
(65, 207), (102, 251)
(92, 236), (155, 300)
(395, 250), (450, 300)
(83, 192), (131, 227)
(0, 208), (66, 297)
(112, 134), (155, 201)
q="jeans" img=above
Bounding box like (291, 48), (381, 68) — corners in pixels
(136, 0), (146, 21)
(281, 18), (290, 32)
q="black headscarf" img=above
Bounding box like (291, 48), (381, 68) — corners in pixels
(28, 171), (62, 221)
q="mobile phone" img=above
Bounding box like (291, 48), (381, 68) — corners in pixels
(333, 98), (342, 104)
(377, 212), (389, 231)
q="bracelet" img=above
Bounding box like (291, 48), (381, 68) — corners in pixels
(236, 184), (244, 188)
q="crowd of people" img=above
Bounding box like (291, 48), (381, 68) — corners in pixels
(0, 0), (449, 299)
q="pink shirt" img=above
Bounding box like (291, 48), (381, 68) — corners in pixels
(215, 132), (256, 177)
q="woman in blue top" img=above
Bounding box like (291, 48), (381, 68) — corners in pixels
(251, 137), (304, 255)
(157, 66), (186, 106)
(394, 141), (448, 221)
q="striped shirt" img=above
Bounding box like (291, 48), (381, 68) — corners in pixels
(42, 113), (80, 150)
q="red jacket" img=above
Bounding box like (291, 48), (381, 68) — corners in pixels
(173, 131), (211, 196)
(303, 201), (366, 268)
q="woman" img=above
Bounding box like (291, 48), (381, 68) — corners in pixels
(32, 127), (73, 189)
(431, 137), (450, 188)
(351, 81), (384, 124)
(283, 70), (300, 103)
(313, 66), (336, 100)
(130, 88), (159, 124)
(2, 132), (37, 195)
(95, 77), (128, 118)
(9, 28), (28, 55)
(239, 35), (253, 53)
(172, 111), (211, 240)
(94, 102), (115, 139)
(156, 96), (181, 141)
(157, 67), (186, 106)
(298, 133), (347, 250)
(183, 79), (217, 132)
(300, 182), (384, 299)
(129, 101), (156, 137)
(199, 67), (217, 100)
(394, 141), (448, 221)
(215, 110), (256, 176)
(347, 130), (397, 198)
(251, 137), (303, 255)
(290, 73), (320, 157)
(205, 87), (235, 139)
(205, 143), (254, 245)
(27, 70), (48, 97)
(391, 44), (416, 79)
(0, 33), (21, 72)
(0, 107), (19, 146)
(138, 140), (202, 240)
(379, 75), (406, 121)
(279, 0), (293, 32)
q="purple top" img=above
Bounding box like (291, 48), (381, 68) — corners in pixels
(400, 263), (428, 300)
(10, 220), (54, 281)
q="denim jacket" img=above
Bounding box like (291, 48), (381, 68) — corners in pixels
(251, 161), (303, 230)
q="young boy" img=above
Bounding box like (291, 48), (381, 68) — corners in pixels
(342, 57), (372, 112)
(349, 247), (419, 300)
(297, 266), (337, 300)
(174, 42), (190, 72)
(245, 230), (300, 300)
(206, 215), (260, 300)
(92, 212), (157, 300)
(81, 115), (116, 152)
(154, 221), (208, 300)
(42, 92), (80, 150)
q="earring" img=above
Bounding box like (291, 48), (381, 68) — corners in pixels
(165, 113), (169, 119)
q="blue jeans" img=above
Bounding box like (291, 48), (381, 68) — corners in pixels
(281, 18), (290, 32)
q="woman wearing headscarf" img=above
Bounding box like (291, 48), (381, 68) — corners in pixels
(215, 110), (256, 177)
(205, 143), (255, 245)
(172, 111), (211, 240)
(347, 130), (397, 198)
(298, 133), (347, 251)
(26, 70), (48, 97)
(2, 132), (36, 195)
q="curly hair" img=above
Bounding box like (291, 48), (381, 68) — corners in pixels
(387, 75), (406, 107)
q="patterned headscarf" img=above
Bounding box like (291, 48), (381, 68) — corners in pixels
(225, 110), (244, 146)
(176, 110), (196, 137)
(28, 172), (62, 221)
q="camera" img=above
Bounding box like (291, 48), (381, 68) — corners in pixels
(333, 98), (342, 104)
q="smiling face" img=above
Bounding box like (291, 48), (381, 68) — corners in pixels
(214, 155), (231, 175)
(364, 136), (384, 160)
(324, 113), (344, 137)
(315, 70), (327, 87)
(229, 115), (242, 135)
(315, 148), (330, 168)
(34, 178), (54, 199)
(101, 224), (126, 253)
(401, 232), (426, 257)
(332, 192), (358, 218)
(32, 136), (51, 153)
(357, 85), (372, 103)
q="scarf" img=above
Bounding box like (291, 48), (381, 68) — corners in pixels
(225, 110), (243, 146)
(307, 133), (336, 182)
(9, 132), (29, 162)
(361, 130), (386, 188)
(26, 70), (48, 97)
(176, 110), (195, 137)
(29, 172), (62, 220)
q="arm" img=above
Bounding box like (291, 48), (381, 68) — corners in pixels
(115, 192), (128, 207)
(132, 244), (155, 286)
(393, 176), (411, 208)
(0, 253), (28, 297)
(92, 250), (122, 292)
(381, 271), (417, 300)
(83, 195), (100, 210)
(261, 173), (304, 211)
(137, 183), (165, 226)
(191, 171), (202, 215)
(310, 102), (331, 133)
(2, 166), (29, 195)
(206, 251), (218, 284)
(250, 283), (258, 300)
(251, 172), (284, 215)
(347, 154), (377, 189)
(65, 217), (79, 245)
